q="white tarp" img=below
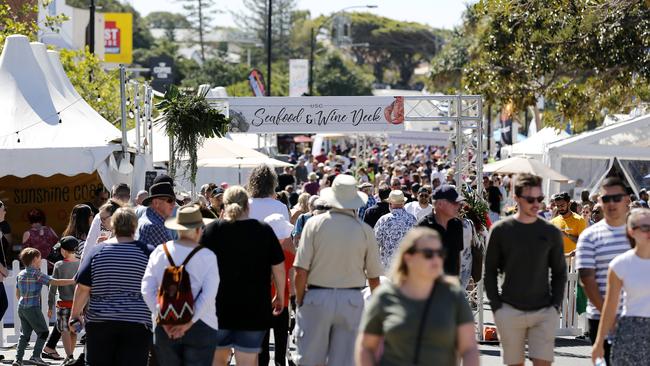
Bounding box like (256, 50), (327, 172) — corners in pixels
(0, 35), (122, 179)
(501, 127), (569, 158)
(228, 96), (406, 133)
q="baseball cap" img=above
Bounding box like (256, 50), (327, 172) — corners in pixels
(212, 187), (225, 197)
(417, 187), (430, 195)
(432, 185), (464, 203)
(56, 236), (80, 252)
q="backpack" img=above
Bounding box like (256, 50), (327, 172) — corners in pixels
(157, 243), (203, 325)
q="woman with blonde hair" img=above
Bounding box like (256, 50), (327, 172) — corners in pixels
(199, 186), (286, 366)
(290, 193), (311, 224)
(592, 208), (650, 366)
(356, 227), (479, 366)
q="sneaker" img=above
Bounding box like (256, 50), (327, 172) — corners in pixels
(12, 361), (22, 366)
(62, 356), (75, 366)
(27, 356), (49, 366)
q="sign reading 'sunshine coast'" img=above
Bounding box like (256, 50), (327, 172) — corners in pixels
(227, 96), (405, 133)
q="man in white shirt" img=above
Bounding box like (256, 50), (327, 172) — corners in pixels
(404, 186), (433, 221)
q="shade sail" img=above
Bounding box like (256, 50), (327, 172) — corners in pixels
(484, 156), (571, 182)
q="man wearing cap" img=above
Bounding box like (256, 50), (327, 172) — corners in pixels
(374, 190), (417, 270)
(293, 175), (383, 366)
(136, 183), (176, 247)
(209, 188), (225, 218)
(363, 184), (392, 228)
(639, 188), (649, 208)
(417, 185), (465, 276)
(551, 192), (587, 255)
(404, 186), (433, 221)
(357, 183), (376, 221)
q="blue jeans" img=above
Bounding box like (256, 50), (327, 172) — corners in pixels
(16, 306), (49, 361)
(154, 320), (218, 366)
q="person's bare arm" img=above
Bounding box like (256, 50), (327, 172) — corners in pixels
(271, 263), (286, 315)
(22, 231), (29, 244)
(294, 267), (308, 306)
(579, 268), (604, 312)
(50, 278), (75, 287)
(355, 333), (382, 366)
(15, 286), (19, 300)
(592, 268), (623, 363)
(70, 284), (91, 322)
(457, 323), (480, 366)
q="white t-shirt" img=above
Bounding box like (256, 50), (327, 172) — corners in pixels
(141, 242), (220, 330)
(249, 197), (290, 222)
(404, 201), (432, 222)
(610, 249), (650, 318)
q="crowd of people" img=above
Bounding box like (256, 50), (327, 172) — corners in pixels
(0, 142), (648, 366)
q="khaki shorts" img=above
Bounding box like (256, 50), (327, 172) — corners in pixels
(493, 303), (559, 364)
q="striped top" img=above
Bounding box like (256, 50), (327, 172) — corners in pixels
(575, 220), (629, 319)
(76, 240), (153, 326)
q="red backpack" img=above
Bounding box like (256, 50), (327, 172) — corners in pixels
(157, 243), (203, 325)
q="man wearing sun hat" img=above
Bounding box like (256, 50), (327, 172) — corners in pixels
(293, 174), (383, 366)
(373, 190), (418, 270)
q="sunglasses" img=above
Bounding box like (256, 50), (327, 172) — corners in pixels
(632, 224), (650, 233)
(601, 194), (625, 203)
(408, 247), (446, 259)
(517, 195), (545, 204)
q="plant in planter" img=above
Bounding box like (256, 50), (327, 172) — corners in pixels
(460, 188), (490, 232)
(156, 85), (229, 187)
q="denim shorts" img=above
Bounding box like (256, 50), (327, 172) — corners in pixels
(215, 329), (266, 353)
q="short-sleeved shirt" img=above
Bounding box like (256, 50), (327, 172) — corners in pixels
(417, 215), (464, 276)
(610, 249), (650, 318)
(249, 198), (291, 222)
(76, 241), (153, 326)
(374, 209), (417, 270)
(360, 281), (474, 366)
(551, 212), (587, 253)
(200, 219), (285, 330)
(17, 267), (51, 308)
(136, 207), (173, 247)
(576, 220), (629, 319)
(294, 209), (384, 287)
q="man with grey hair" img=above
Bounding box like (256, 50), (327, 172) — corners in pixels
(135, 190), (148, 206)
(294, 174), (383, 366)
(374, 190), (417, 270)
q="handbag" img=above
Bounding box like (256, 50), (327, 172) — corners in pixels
(411, 279), (438, 365)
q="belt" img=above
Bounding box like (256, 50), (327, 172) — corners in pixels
(307, 285), (365, 290)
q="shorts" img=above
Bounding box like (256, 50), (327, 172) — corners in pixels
(493, 303), (559, 364)
(56, 307), (72, 332)
(215, 329), (266, 353)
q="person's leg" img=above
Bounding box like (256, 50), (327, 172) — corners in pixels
(258, 329), (271, 366)
(116, 322), (152, 366)
(213, 329), (235, 366)
(493, 304), (528, 366)
(181, 321), (218, 366)
(212, 350), (232, 366)
(44, 326), (62, 356)
(16, 308), (34, 362)
(294, 289), (333, 366)
(26, 307), (50, 359)
(57, 307), (75, 357)
(232, 350), (257, 366)
(231, 330), (265, 366)
(0, 286), (8, 320)
(154, 324), (182, 366)
(527, 307), (559, 366)
(272, 308), (290, 366)
(327, 291), (363, 366)
(86, 321), (118, 366)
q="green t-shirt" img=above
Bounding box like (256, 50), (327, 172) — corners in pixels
(360, 280), (473, 366)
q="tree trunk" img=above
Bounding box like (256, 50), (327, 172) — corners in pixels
(532, 103), (543, 132)
(198, 0), (205, 62)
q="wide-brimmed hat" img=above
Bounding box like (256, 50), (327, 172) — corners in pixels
(264, 213), (294, 240)
(165, 205), (214, 230)
(143, 182), (176, 206)
(387, 190), (408, 204)
(308, 172), (318, 181)
(320, 174), (368, 209)
(357, 182), (373, 189)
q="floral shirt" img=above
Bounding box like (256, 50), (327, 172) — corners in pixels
(374, 208), (417, 270)
(358, 195), (377, 221)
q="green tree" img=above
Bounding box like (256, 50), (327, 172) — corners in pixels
(180, 0), (220, 62)
(0, 0), (68, 50)
(144, 11), (190, 41)
(182, 58), (250, 89)
(315, 51), (373, 96)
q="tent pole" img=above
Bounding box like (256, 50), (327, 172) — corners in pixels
(119, 65), (128, 156)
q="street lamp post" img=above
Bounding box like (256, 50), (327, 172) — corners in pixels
(308, 5), (377, 95)
(267, 0), (273, 96)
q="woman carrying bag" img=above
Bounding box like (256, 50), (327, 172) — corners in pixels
(355, 227), (479, 366)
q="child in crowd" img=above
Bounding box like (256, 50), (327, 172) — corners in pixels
(48, 237), (81, 365)
(14, 248), (74, 366)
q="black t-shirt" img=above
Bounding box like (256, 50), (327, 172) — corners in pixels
(363, 202), (390, 228)
(0, 221), (10, 267)
(199, 219), (285, 330)
(487, 186), (502, 213)
(277, 173), (295, 192)
(417, 215), (463, 276)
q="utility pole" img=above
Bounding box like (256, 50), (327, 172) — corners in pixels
(88, 0), (96, 54)
(198, 0), (205, 62)
(266, 0), (272, 96)
(309, 27), (315, 95)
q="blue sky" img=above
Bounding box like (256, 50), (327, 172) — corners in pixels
(130, 0), (472, 29)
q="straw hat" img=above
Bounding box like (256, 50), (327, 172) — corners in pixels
(320, 175), (368, 209)
(387, 190), (408, 204)
(164, 205), (214, 230)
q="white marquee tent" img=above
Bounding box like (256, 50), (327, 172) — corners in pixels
(543, 113), (650, 195)
(501, 127), (569, 159)
(0, 35), (125, 183)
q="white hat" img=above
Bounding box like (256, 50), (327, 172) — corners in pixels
(387, 190), (407, 204)
(264, 213), (294, 240)
(320, 174), (368, 209)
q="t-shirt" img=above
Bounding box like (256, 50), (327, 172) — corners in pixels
(551, 213), (587, 253)
(272, 249), (295, 309)
(417, 215), (464, 276)
(360, 281), (474, 366)
(200, 219), (285, 330)
(575, 220), (629, 319)
(610, 250), (650, 318)
(487, 186), (502, 213)
(404, 202), (432, 222)
(249, 198), (290, 222)
(484, 217), (567, 311)
(48, 259), (80, 309)
(76, 241), (153, 326)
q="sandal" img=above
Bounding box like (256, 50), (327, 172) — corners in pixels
(41, 350), (64, 360)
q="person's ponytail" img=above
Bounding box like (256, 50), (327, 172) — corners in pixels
(222, 186), (249, 221)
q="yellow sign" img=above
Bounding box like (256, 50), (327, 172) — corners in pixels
(0, 173), (105, 247)
(103, 12), (133, 64)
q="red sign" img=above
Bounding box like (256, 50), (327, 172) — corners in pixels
(104, 20), (121, 54)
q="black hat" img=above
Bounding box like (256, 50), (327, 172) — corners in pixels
(55, 236), (80, 252)
(143, 182), (176, 205)
(432, 185), (464, 203)
(417, 186), (430, 195)
(211, 187), (225, 197)
(153, 174), (174, 186)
